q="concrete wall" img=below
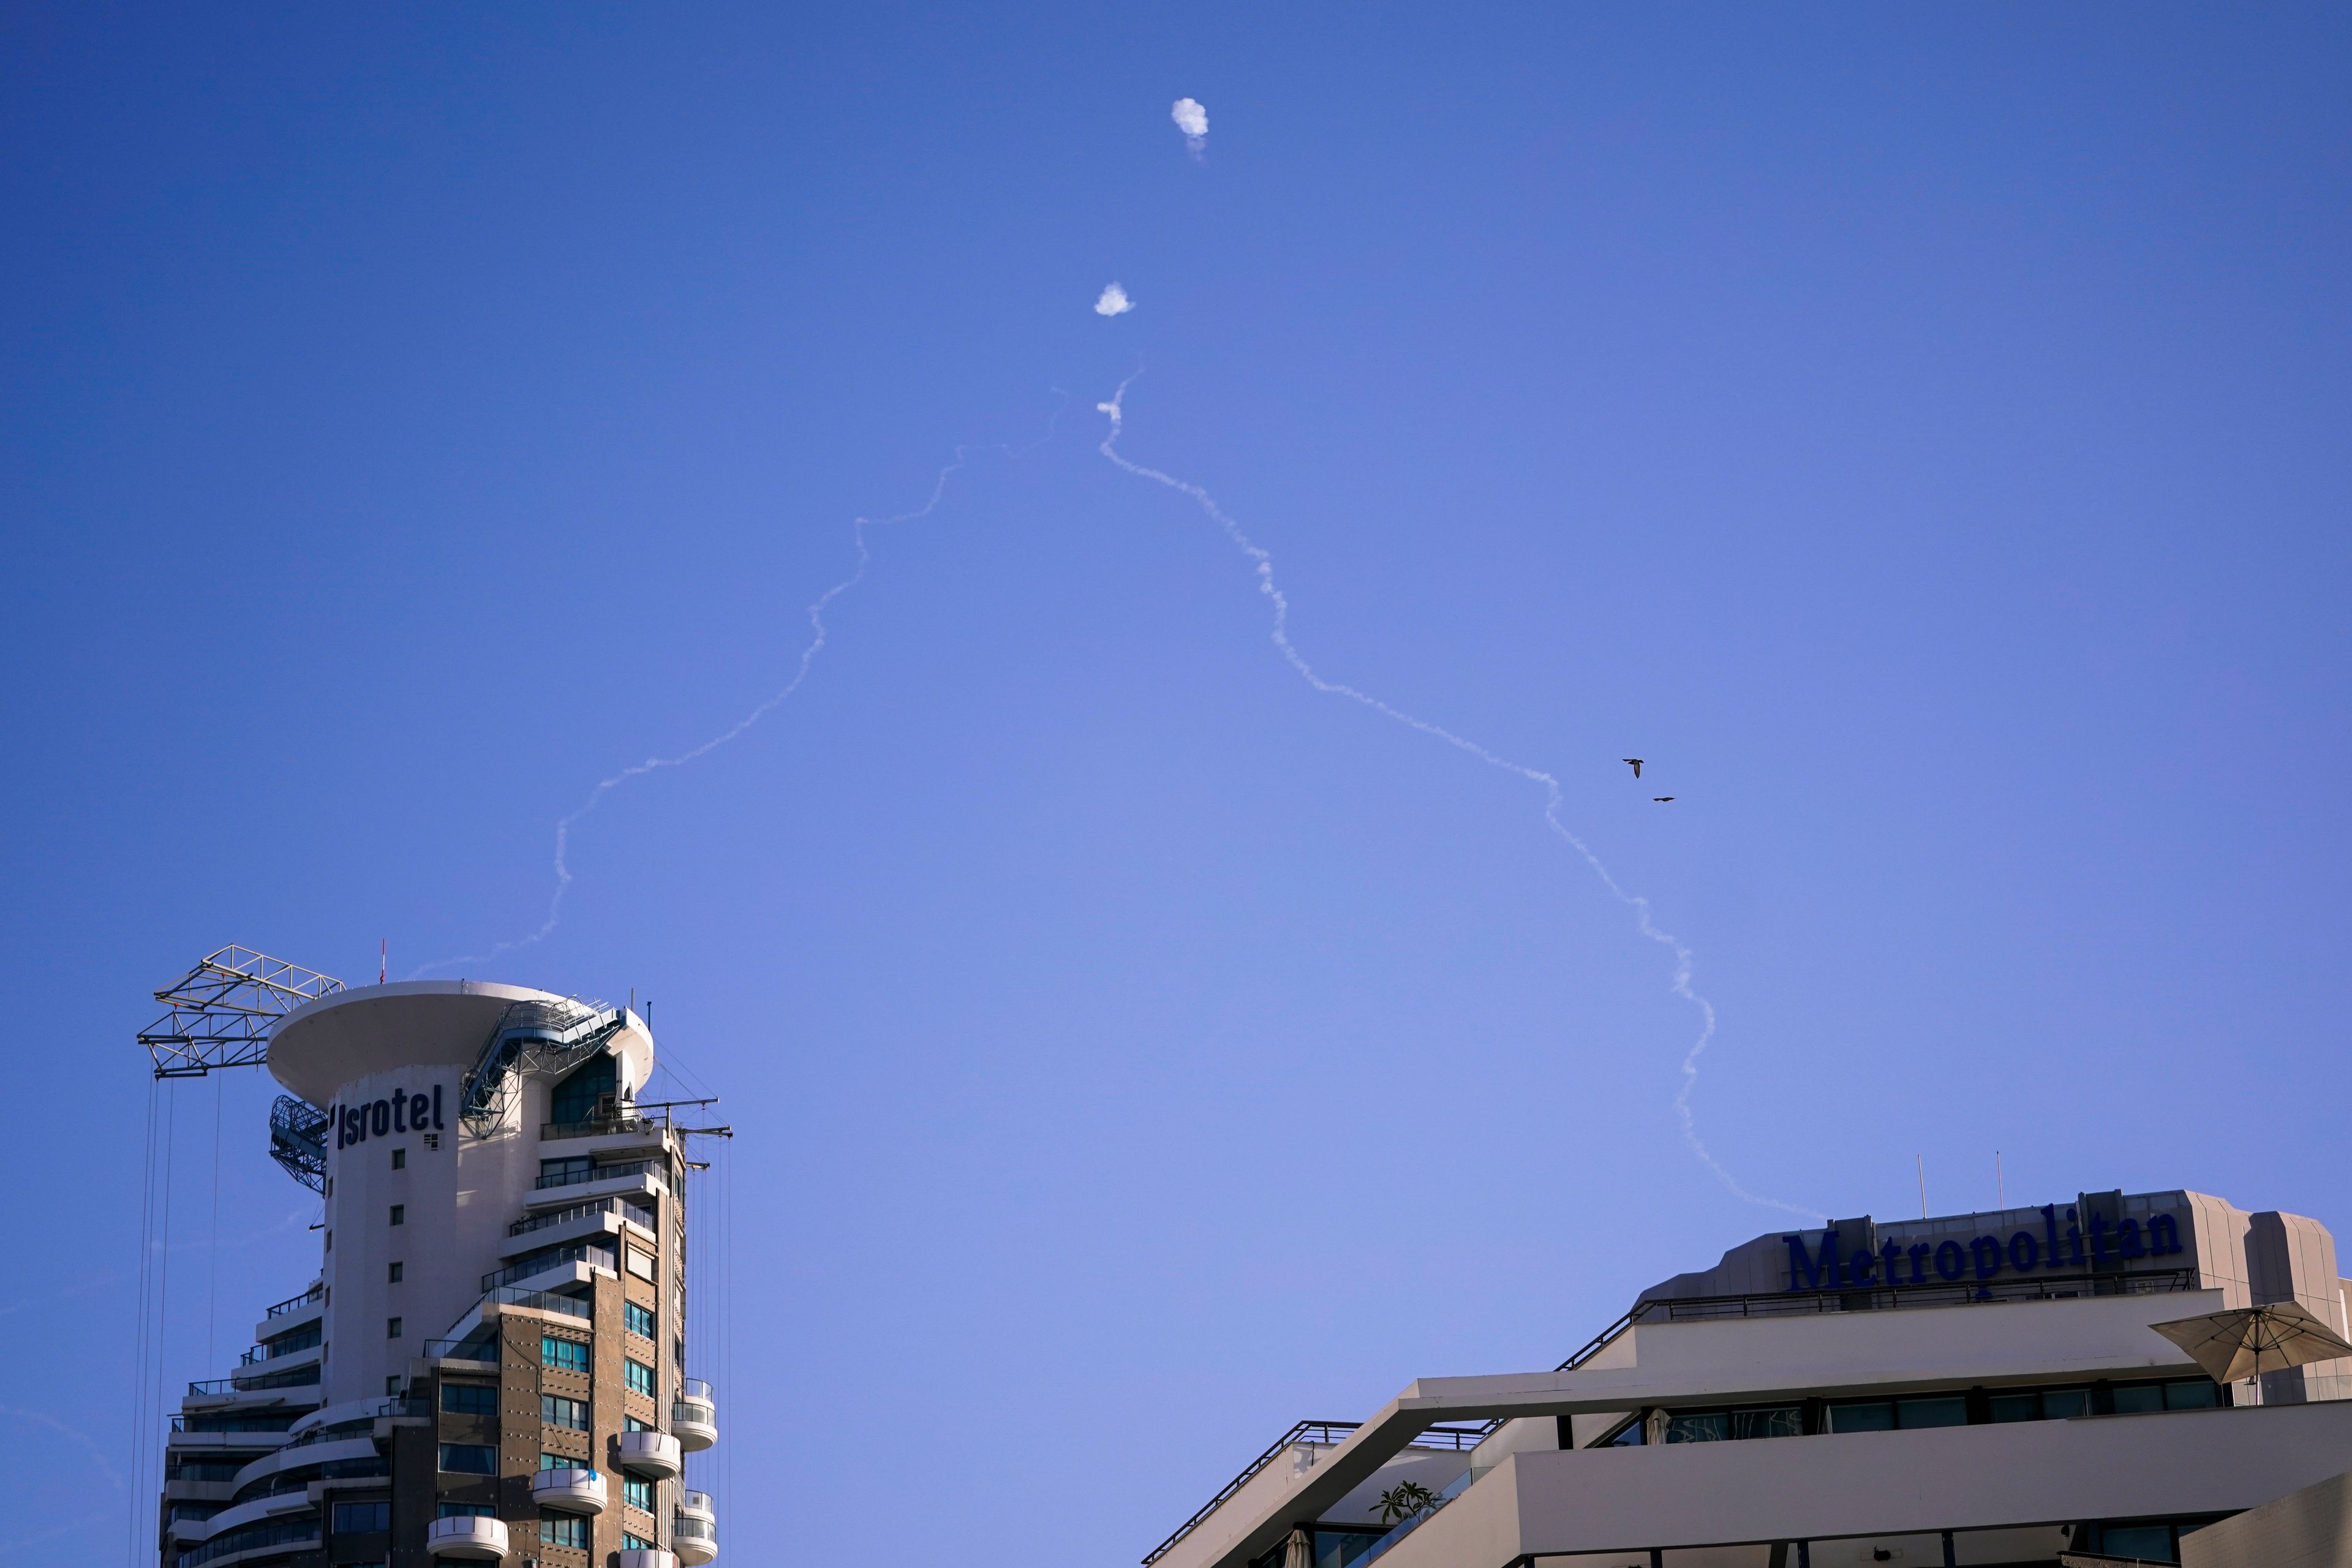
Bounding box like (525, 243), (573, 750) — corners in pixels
(1377, 1400), (2352, 1568)
(2181, 1466), (2352, 1568)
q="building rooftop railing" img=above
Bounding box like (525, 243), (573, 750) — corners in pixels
(1627, 1267), (2200, 1326)
(263, 1284), (324, 1319)
(422, 1336), (501, 1362)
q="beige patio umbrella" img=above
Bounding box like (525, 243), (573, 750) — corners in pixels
(2149, 1302), (2352, 1384)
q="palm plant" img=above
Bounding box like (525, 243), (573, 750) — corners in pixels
(1373, 1480), (1441, 1526)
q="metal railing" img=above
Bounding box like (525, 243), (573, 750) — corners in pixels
(671, 1517), (715, 1541)
(1138, 1420), (1492, 1566)
(187, 1365), (322, 1398)
(176, 1517), (319, 1568)
(510, 1196), (658, 1238)
(679, 1491), (713, 1515)
(1624, 1267), (2199, 1325)
(423, 1336), (501, 1362)
(263, 1285), (323, 1319)
(543, 1113), (660, 1141)
(679, 1379), (714, 1401)
(239, 1325), (322, 1366)
(482, 1243), (615, 1293)
(466, 1283), (594, 1322)
(534, 1158), (663, 1192)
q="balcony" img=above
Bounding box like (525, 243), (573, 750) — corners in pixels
(673, 1381), (717, 1450)
(481, 1242), (616, 1294)
(617, 1431), (682, 1479)
(426, 1516), (509, 1559)
(672, 1510), (717, 1567)
(531, 1467), (608, 1515)
(264, 1284), (323, 1319)
(619, 1551), (677, 1568)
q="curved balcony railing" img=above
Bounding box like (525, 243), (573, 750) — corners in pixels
(530, 1467), (607, 1515)
(672, 1382), (717, 1451)
(671, 1512), (717, 1566)
(426, 1515), (510, 1559)
(616, 1431), (681, 1479)
(677, 1491), (714, 1520)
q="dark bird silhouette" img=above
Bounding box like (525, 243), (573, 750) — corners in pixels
(1623, 758), (1644, 778)
(1653, 796), (1674, 803)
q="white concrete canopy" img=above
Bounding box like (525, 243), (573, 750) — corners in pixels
(269, 979), (654, 1107)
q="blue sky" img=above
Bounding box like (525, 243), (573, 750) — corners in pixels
(4, 5), (2348, 1562)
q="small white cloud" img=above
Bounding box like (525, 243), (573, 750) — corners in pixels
(1171, 97), (1208, 140)
(1094, 282), (1134, 317)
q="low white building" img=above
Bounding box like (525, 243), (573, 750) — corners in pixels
(1142, 1190), (2352, 1568)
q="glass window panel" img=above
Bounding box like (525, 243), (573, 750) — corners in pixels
(2165, 1380), (2218, 1409)
(1896, 1396), (1967, 1429)
(1987, 1392), (2040, 1423)
(2041, 1388), (2092, 1419)
(2100, 1525), (2175, 1561)
(1730, 1407), (1802, 1440)
(1665, 1412), (1729, 1442)
(2111, 1384), (2165, 1414)
(1828, 1402), (1894, 1433)
(437, 1443), (496, 1475)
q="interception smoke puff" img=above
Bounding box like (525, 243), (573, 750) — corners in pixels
(1171, 97), (1207, 157)
(1095, 282), (1134, 317)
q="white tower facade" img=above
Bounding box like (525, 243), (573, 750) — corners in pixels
(156, 979), (720, 1568)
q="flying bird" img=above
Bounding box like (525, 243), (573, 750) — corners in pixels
(1623, 758), (1643, 778)
(1653, 796), (1674, 803)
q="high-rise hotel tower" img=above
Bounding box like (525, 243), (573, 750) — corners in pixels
(158, 980), (722, 1568)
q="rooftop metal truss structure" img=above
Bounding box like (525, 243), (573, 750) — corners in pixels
(461, 997), (630, 1137)
(138, 946), (345, 1079)
(268, 1095), (333, 1192)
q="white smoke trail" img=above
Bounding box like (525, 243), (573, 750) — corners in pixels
(415, 406), (1065, 979)
(1170, 97), (1208, 160)
(1094, 374), (1818, 1221)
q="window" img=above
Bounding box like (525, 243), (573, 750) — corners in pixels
(386, 1375), (401, 1395)
(2164, 1379), (2220, 1409)
(424, 1132), (440, 1151)
(540, 1452), (581, 1471)
(624, 1534), (656, 1552)
(626, 1246), (656, 1281)
(2113, 1382), (2165, 1414)
(542, 1336), (590, 1373)
(2041, 1387), (2093, 1418)
(2098, 1523), (2179, 1562)
(1664, 1411), (1728, 1443)
(625, 1358), (655, 1396)
(1827, 1401), (1894, 1433)
(542, 1395), (589, 1431)
(541, 1156), (593, 1185)
(625, 1416), (652, 1433)
(625, 1302), (656, 1340)
(437, 1504), (495, 1519)
(1662, 1406), (1798, 1444)
(540, 1516), (589, 1549)
(550, 1052), (618, 1126)
(325, 1230), (333, 1252)
(437, 1443), (496, 1474)
(624, 1476), (655, 1512)
(391, 1148), (406, 1170)
(389, 1204), (404, 1226)
(442, 1384), (497, 1416)
(1896, 1395), (1967, 1429)
(387, 1317), (402, 1339)
(388, 1262), (404, 1284)
(331, 1502), (391, 1534)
